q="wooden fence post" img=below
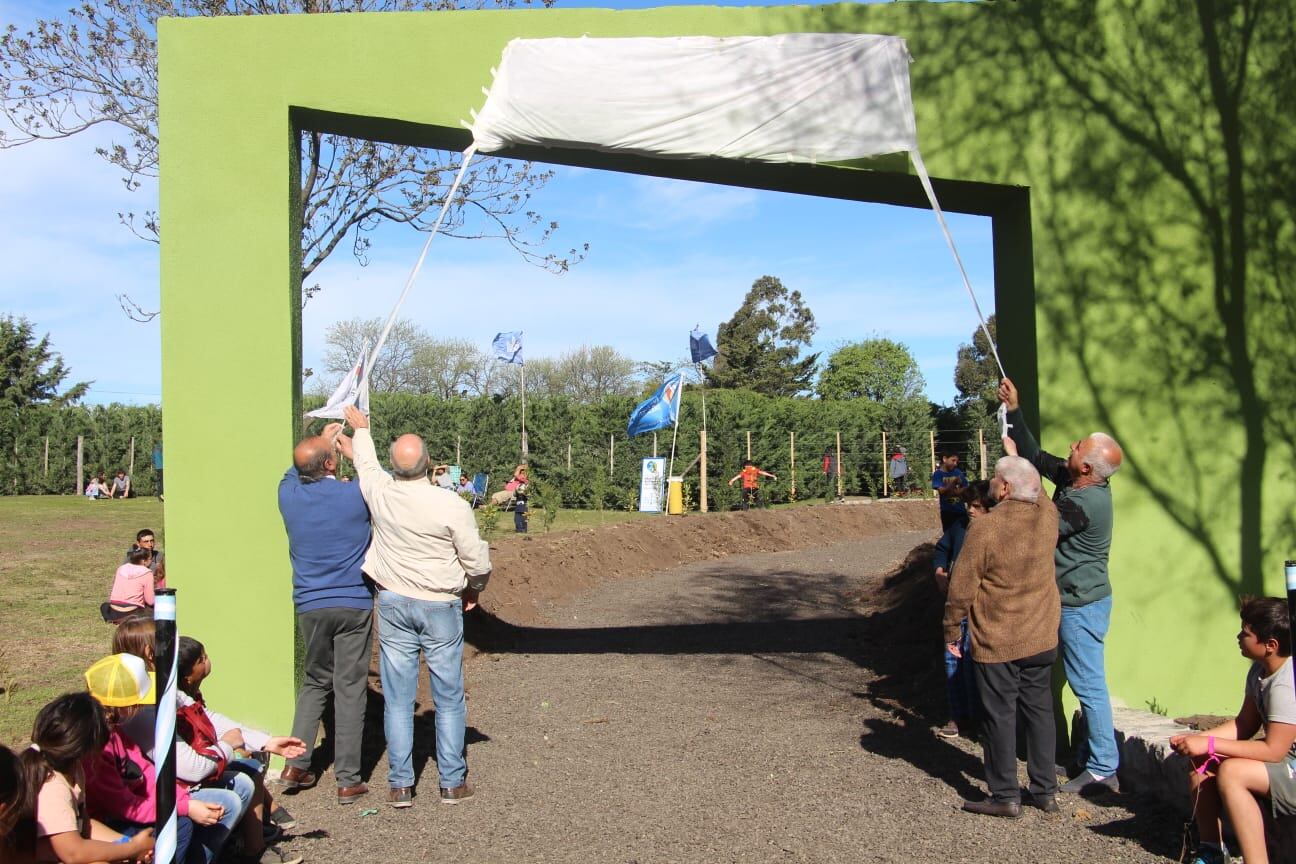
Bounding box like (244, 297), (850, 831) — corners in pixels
(979, 428), (988, 480)
(456, 435), (461, 467)
(567, 441), (572, 471)
(43, 436), (49, 477)
(789, 431), (796, 500)
(881, 431), (888, 497)
(609, 434), (614, 477)
(76, 436), (84, 495)
(746, 430), (752, 461)
(128, 436), (136, 479)
(699, 429), (708, 513)
(835, 431), (843, 499)
(929, 430), (937, 491)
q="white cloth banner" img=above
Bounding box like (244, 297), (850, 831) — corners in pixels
(471, 34), (917, 163)
(307, 340), (371, 419)
(469, 33), (1003, 377)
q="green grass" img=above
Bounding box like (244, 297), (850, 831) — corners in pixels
(0, 496), (164, 745)
(0, 492), (844, 742)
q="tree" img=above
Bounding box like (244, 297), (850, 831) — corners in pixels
(0, 316), (90, 409)
(410, 338), (484, 399)
(706, 276), (818, 396)
(952, 314), (999, 417)
(0, 0), (586, 318)
(322, 317), (429, 394)
(817, 338), (925, 403)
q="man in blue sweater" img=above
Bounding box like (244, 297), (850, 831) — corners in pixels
(277, 423), (374, 805)
(999, 378), (1124, 795)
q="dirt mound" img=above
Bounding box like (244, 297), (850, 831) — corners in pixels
(479, 500), (937, 627)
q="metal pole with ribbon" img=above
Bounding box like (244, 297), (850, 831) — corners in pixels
(154, 589), (178, 864)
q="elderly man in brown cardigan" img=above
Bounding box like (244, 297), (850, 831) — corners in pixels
(944, 455), (1061, 818)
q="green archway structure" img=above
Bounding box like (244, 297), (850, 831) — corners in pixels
(160, 2), (1295, 733)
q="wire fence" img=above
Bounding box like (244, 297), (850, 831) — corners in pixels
(1, 396), (1003, 512)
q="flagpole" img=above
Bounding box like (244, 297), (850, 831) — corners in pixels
(520, 361), (529, 459)
(668, 376), (683, 479)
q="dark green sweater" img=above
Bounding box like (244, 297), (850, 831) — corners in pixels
(1006, 408), (1113, 607)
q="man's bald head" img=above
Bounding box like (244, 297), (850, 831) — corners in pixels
(1084, 432), (1123, 480)
(390, 434), (430, 480)
(294, 435), (335, 480)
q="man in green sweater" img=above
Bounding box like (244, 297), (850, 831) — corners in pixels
(944, 455), (1061, 817)
(999, 378), (1125, 795)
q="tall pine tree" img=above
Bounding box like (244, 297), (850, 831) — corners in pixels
(707, 276), (818, 397)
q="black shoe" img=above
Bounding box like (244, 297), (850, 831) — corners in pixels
(961, 799), (1022, 818)
(1023, 791), (1059, 813)
(1059, 769), (1119, 795)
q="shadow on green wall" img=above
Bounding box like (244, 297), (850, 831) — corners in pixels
(805, 0), (1295, 596)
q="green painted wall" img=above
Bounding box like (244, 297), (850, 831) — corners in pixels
(159, 1), (1295, 733)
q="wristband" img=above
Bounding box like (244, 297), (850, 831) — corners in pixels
(1194, 735), (1222, 776)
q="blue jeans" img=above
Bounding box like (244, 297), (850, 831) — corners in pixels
(1059, 595), (1119, 777)
(188, 784), (247, 864)
(377, 590), (467, 790)
(944, 619), (977, 723)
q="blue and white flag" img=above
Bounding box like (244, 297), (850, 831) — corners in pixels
(689, 328), (717, 364)
(627, 373), (683, 438)
(492, 331), (524, 365)
(306, 340), (371, 419)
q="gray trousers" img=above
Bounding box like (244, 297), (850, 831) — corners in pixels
(288, 606), (373, 787)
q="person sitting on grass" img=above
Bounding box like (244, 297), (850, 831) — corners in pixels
(84, 474), (111, 501)
(1171, 597), (1296, 864)
(102, 548), (162, 622)
(19, 692), (156, 864)
(110, 618), (299, 864)
(728, 460), (776, 510)
(124, 529), (164, 575)
(1, 743), (38, 864)
(932, 479), (996, 740)
(84, 653), (245, 864)
(175, 636), (306, 864)
(109, 471), (131, 500)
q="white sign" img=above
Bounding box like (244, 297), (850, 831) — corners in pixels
(639, 457), (667, 512)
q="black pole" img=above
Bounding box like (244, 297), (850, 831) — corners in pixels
(1287, 562), (1296, 692)
(154, 589), (177, 864)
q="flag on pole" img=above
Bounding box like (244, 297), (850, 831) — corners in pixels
(627, 373), (683, 438)
(689, 328), (717, 363)
(492, 331), (524, 365)
(306, 341), (370, 419)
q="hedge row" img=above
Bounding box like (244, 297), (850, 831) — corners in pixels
(1, 391), (945, 508)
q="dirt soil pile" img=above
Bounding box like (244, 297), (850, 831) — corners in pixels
(479, 500), (937, 628)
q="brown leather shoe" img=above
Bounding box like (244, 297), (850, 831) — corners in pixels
(278, 766), (318, 791)
(337, 783), (369, 805)
(439, 782), (474, 804)
(961, 798), (1022, 818)
(389, 786), (413, 808)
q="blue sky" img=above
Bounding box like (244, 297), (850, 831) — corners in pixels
(0, 0), (993, 407)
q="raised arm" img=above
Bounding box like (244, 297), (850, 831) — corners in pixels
(998, 378), (1070, 488)
(344, 406), (390, 500)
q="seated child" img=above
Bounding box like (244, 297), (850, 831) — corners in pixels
(932, 480), (996, 740)
(83, 653), (245, 864)
(104, 550), (160, 622)
(19, 692), (155, 864)
(107, 618), (300, 864)
(1, 743), (37, 864)
(1171, 597), (1296, 864)
(176, 637), (306, 864)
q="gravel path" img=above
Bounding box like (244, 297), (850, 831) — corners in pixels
(272, 531), (1182, 864)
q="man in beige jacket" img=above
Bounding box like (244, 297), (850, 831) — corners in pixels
(341, 406), (491, 809)
(943, 455), (1060, 818)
